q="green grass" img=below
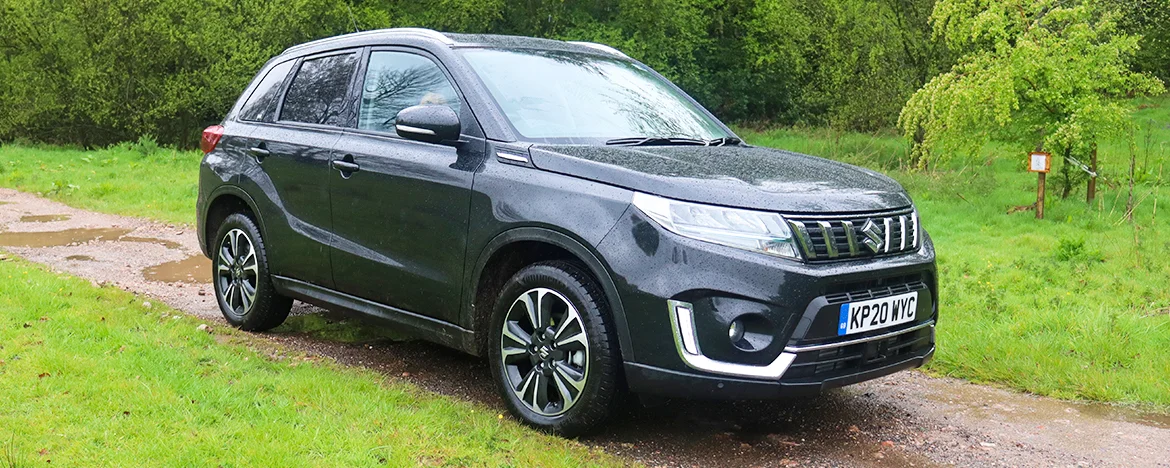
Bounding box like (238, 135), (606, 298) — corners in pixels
(0, 256), (621, 466)
(1, 99), (1168, 411)
(0, 139), (200, 225)
(740, 97), (1170, 409)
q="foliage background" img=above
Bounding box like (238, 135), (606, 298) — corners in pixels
(0, 0), (1165, 147)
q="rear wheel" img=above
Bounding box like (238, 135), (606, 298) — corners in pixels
(488, 261), (621, 436)
(212, 213), (291, 331)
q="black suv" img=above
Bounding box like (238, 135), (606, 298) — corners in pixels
(197, 28), (937, 436)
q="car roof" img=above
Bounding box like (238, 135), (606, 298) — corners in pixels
(280, 27), (628, 60)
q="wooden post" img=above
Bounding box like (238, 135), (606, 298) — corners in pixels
(1037, 172), (1046, 220)
(1029, 151), (1051, 220)
(1087, 143), (1098, 204)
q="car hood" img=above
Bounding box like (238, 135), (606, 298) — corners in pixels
(527, 144), (911, 213)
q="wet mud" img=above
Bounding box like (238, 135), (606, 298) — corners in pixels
(120, 236), (183, 250)
(20, 214), (71, 222)
(0, 227), (133, 247)
(143, 254), (211, 284)
(926, 383), (1170, 430)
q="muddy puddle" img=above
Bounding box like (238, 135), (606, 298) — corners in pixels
(0, 227), (133, 247)
(143, 255), (211, 284)
(65, 254), (95, 261)
(0, 226), (185, 251)
(20, 214), (71, 222)
(926, 383), (1170, 430)
(120, 236), (182, 250)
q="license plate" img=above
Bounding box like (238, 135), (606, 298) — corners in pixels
(837, 291), (918, 336)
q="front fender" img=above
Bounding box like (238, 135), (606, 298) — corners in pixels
(465, 226), (635, 363)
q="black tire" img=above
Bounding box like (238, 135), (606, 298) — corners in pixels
(488, 260), (622, 437)
(211, 213), (291, 331)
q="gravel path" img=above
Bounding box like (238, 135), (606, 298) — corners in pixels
(2, 187), (1167, 467)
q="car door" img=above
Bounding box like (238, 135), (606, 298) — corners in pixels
(245, 50), (361, 288)
(327, 48), (483, 324)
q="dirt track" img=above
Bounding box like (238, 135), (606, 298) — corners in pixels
(2, 187), (1167, 467)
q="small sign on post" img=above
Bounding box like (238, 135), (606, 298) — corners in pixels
(1028, 152), (1051, 219)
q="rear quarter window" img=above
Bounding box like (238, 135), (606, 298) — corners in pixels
(238, 60), (296, 122)
(279, 53), (360, 126)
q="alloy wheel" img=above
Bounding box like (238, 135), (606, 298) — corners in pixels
(500, 287), (590, 417)
(215, 228), (259, 316)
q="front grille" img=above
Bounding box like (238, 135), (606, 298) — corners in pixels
(780, 325), (932, 382)
(824, 275), (928, 305)
(786, 208), (919, 261)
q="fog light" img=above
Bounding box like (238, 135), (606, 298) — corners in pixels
(728, 319), (744, 343)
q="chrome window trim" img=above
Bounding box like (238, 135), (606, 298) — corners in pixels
(784, 320), (935, 353)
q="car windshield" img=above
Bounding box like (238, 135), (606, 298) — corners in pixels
(460, 48), (731, 144)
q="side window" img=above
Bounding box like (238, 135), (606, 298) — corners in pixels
(358, 51), (462, 133)
(279, 53), (359, 126)
(239, 60), (295, 122)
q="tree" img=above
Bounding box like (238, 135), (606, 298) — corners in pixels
(1099, 0), (1170, 85)
(898, 0), (1164, 183)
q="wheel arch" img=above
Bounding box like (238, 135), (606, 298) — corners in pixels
(202, 186), (266, 259)
(465, 227), (634, 364)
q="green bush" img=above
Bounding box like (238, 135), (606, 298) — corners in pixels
(0, 0), (1161, 147)
(0, 0), (949, 147)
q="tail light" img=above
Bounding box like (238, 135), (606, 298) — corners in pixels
(201, 125), (225, 153)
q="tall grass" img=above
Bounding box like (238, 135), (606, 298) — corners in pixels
(0, 138), (200, 225)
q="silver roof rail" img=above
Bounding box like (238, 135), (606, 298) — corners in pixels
(567, 41), (629, 58)
(392, 27), (455, 45)
(283, 28), (453, 54)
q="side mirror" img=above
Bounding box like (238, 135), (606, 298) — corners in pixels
(395, 105), (461, 144)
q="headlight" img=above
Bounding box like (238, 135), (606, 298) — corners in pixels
(631, 192), (800, 260)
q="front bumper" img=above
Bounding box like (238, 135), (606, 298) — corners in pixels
(596, 207), (938, 399)
(624, 345), (933, 399)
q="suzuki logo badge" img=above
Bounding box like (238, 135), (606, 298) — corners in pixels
(860, 219), (885, 253)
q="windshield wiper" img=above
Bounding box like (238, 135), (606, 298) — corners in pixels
(604, 136), (744, 147)
(706, 137), (743, 146)
(604, 136), (709, 146)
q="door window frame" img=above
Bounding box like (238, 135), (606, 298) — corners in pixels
(271, 47), (368, 131)
(345, 46), (479, 142)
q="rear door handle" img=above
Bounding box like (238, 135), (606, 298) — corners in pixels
(247, 145), (270, 160)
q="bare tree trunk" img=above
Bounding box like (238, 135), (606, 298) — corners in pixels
(1059, 147), (1073, 199)
(1086, 143), (1097, 204)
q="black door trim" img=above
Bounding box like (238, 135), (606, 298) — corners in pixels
(271, 275), (478, 354)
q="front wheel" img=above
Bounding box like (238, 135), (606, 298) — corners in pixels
(212, 213), (291, 331)
(488, 261), (622, 436)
